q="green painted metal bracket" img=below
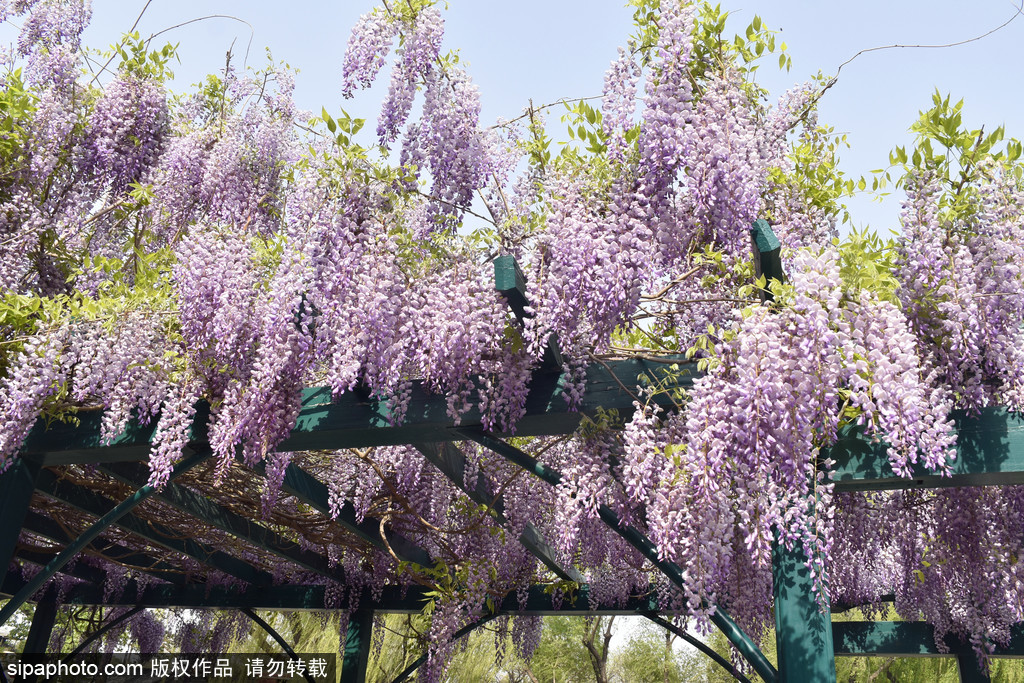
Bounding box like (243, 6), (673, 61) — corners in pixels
(830, 407), (1024, 491)
(341, 609), (373, 683)
(414, 441), (584, 583)
(63, 606), (144, 659)
(101, 462), (347, 584)
(34, 466), (273, 588)
(0, 452), (210, 628)
(241, 608), (317, 683)
(773, 540), (835, 682)
(455, 428), (779, 683)
(20, 510), (186, 586)
(643, 612), (752, 683)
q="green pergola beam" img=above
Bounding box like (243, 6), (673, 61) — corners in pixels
(832, 621), (1024, 658)
(21, 359), (695, 465)
(494, 254), (563, 369)
(101, 462), (347, 583)
(2, 572), (657, 613)
(414, 441), (584, 583)
(26, 381), (1024, 494)
(751, 218), (784, 303)
(20, 510), (186, 585)
(830, 408), (1024, 491)
(455, 428), (779, 683)
(493, 255), (529, 321)
(35, 467), (273, 588)
(0, 452), (209, 628)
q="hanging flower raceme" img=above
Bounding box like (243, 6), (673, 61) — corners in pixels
(0, 330), (67, 473)
(896, 168), (1024, 413)
(524, 175), (656, 372)
(832, 486), (1024, 665)
(172, 226), (258, 391)
(83, 75), (169, 196)
(636, 0), (697, 263)
(416, 68), (491, 233)
(684, 73), (764, 261)
(601, 47), (641, 163)
(641, 250), (955, 633)
(377, 6), (444, 146)
(341, 8), (399, 98)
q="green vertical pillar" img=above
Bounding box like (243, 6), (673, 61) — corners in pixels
(773, 540), (836, 681)
(956, 654), (991, 683)
(0, 456), (42, 597)
(340, 609), (373, 683)
(754, 218), (835, 681)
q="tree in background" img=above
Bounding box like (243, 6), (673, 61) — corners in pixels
(611, 620), (686, 683)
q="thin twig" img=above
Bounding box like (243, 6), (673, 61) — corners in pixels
(489, 96), (604, 130)
(641, 266), (702, 300)
(145, 15), (255, 70)
(87, 0), (155, 85)
(797, 2), (1024, 125)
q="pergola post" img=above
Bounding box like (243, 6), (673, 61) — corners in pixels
(22, 587), (58, 654)
(0, 456), (42, 592)
(957, 654), (992, 683)
(341, 609), (373, 683)
(772, 539), (836, 682)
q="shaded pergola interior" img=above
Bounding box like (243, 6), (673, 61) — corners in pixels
(3, 224), (1024, 682)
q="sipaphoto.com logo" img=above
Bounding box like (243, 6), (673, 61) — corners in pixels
(5, 658), (145, 681)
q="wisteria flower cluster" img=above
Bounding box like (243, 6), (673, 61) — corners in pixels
(3, 0), (1024, 676)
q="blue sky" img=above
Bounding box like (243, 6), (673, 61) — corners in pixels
(8, 0), (1024, 235)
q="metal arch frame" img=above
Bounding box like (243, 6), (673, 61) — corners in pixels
(2, 222), (1023, 681)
